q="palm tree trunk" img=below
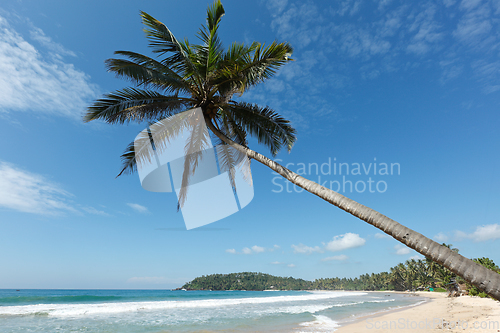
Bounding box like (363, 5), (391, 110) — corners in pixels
(206, 118), (500, 301)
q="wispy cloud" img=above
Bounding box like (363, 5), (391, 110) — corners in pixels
(453, 1), (493, 47)
(439, 58), (464, 83)
(406, 5), (444, 55)
(0, 15), (98, 119)
(227, 245), (278, 254)
(127, 203), (149, 214)
(0, 161), (75, 215)
(0, 161), (112, 217)
(321, 254), (349, 261)
(471, 59), (500, 93)
(269, 0), (322, 48)
(81, 206), (111, 217)
(265, 0), (289, 15)
(261, 0), (500, 129)
(455, 224), (500, 242)
(291, 243), (323, 254)
(29, 26), (76, 58)
(334, 0), (362, 16)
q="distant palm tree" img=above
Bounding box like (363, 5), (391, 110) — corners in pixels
(84, 0), (500, 300)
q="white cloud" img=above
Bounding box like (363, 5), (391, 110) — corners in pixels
(337, 26), (391, 58)
(0, 161), (75, 215)
(81, 206), (110, 217)
(325, 233), (366, 252)
(336, 0), (362, 16)
(266, 0), (289, 15)
(406, 6), (444, 55)
(434, 232), (449, 242)
(230, 245), (275, 254)
(291, 243), (323, 254)
(453, 2), (493, 46)
(0, 15), (98, 118)
(322, 254), (349, 261)
(456, 224), (500, 242)
(374, 233), (391, 239)
(439, 59), (464, 83)
(395, 244), (411, 255)
(266, 79), (286, 93)
(242, 247), (252, 255)
(127, 203), (149, 213)
(29, 27), (76, 58)
(471, 60), (500, 93)
(287, 264), (296, 268)
(292, 233), (366, 255)
(459, 0), (482, 11)
(270, 1), (322, 47)
(251, 245), (265, 253)
(483, 85), (500, 94)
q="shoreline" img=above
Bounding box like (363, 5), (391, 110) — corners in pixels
(336, 291), (429, 325)
(333, 291), (500, 332)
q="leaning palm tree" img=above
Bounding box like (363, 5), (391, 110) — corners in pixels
(84, 0), (500, 300)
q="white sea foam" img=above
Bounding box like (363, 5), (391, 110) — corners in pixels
(0, 291), (365, 317)
(257, 304), (334, 315)
(297, 314), (340, 332)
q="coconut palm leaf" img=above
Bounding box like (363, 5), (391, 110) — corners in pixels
(225, 102), (296, 156)
(106, 51), (192, 94)
(84, 88), (194, 124)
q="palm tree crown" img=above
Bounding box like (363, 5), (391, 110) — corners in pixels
(84, 0), (296, 177)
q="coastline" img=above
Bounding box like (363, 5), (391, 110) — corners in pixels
(334, 291), (500, 332)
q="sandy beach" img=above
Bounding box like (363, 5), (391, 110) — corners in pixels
(335, 292), (500, 332)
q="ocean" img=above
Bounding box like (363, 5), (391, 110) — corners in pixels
(0, 289), (426, 332)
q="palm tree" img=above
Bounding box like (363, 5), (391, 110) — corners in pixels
(84, 0), (500, 300)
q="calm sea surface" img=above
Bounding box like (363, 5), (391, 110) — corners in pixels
(0, 289), (426, 332)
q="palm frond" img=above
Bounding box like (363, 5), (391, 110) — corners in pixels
(226, 102), (296, 156)
(117, 141), (137, 177)
(194, 1), (225, 79)
(106, 51), (193, 94)
(214, 41), (293, 94)
(141, 11), (202, 85)
(218, 109), (248, 147)
(206, 0), (225, 32)
(84, 88), (194, 124)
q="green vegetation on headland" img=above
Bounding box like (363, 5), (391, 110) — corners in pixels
(181, 249), (500, 298)
(181, 272), (311, 291)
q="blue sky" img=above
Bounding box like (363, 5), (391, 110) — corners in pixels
(0, 0), (499, 289)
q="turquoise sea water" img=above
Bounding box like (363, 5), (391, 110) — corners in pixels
(0, 289), (426, 332)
